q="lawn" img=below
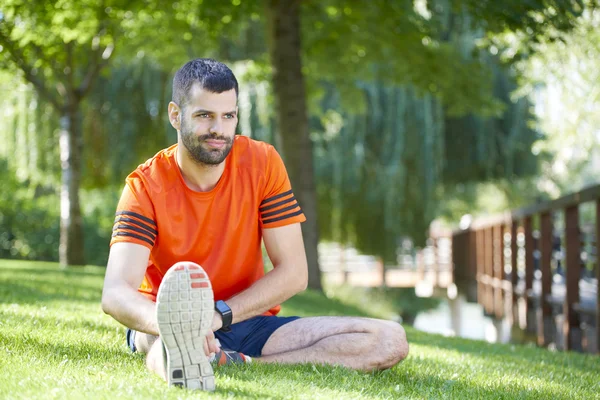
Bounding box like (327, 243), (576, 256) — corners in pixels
(0, 259), (598, 399)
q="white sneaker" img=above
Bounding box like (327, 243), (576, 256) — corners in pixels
(156, 262), (215, 391)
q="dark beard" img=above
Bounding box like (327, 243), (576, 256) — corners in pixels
(180, 122), (233, 166)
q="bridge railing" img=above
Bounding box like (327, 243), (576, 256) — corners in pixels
(452, 184), (600, 353)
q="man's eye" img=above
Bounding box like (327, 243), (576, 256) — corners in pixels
(199, 113), (210, 118)
(224, 114), (235, 119)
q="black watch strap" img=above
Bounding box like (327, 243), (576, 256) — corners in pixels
(215, 300), (233, 332)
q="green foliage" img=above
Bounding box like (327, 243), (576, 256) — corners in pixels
(1, 259), (599, 399)
(442, 61), (541, 185)
(301, 0), (503, 117)
(0, 159), (59, 261)
(311, 63), (539, 260)
(82, 60), (175, 188)
(1, 0), (595, 266)
(0, 75), (60, 186)
(314, 83), (445, 257)
(459, 0), (588, 51)
(0, 159), (118, 265)
(510, 5), (600, 198)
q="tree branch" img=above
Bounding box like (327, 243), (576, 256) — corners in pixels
(0, 23), (63, 112)
(76, 45), (113, 99)
(26, 38), (65, 84)
(76, 11), (115, 100)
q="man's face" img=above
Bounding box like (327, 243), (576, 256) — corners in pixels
(178, 84), (238, 166)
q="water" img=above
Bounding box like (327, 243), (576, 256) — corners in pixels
(413, 295), (512, 343)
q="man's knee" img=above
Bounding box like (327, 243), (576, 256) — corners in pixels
(373, 321), (409, 370)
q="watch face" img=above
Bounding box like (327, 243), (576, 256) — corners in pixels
(215, 300), (233, 329)
(216, 301), (231, 314)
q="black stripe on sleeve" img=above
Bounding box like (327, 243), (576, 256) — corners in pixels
(115, 211), (156, 226)
(262, 209), (304, 225)
(261, 202), (300, 219)
(260, 189), (293, 206)
(113, 217), (158, 235)
(112, 231), (155, 246)
(113, 224), (156, 241)
(259, 196), (296, 213)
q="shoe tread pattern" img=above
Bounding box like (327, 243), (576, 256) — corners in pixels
(156, 263), (215, 391)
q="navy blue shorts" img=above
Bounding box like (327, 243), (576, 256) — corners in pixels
(214, 315), (300, 357)
(127, 315), (299, 358)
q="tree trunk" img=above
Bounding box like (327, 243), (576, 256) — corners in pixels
(266, 0), (322, 292)
(59, 102), (85, 266)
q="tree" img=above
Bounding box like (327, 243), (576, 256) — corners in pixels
(0, 1), (128, 265)
(511, 4), (600, 196)
(266, 0), (322, 291)
(0, 0), (227, 266)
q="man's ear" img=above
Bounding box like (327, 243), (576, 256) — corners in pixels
(168, 102), (181, 131)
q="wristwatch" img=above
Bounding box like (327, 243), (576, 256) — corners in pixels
(214, 300), (233, 332)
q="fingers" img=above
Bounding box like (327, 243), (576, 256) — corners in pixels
(202, 330), (220, 357)
(203, 337), (210, 356)
(206, 330), (220, 354)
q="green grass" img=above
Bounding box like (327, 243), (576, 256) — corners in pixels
(0, 259), (598, 400)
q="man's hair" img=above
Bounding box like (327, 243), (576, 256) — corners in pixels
(172, 58), (239, 108)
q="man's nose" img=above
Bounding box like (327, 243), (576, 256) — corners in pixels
(209, 118), (223, 135)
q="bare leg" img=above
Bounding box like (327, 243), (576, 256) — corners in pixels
(124, 330), (168, 383)
(145, 337), (167, 381)
(260, 317), (409, 371)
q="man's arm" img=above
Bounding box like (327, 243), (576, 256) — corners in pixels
(101, 242), (159, 335)
(216, 222), (308, 329)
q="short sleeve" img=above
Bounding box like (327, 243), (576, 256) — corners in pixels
(259, 146), (306, 229)
(110, 175), (157, 250)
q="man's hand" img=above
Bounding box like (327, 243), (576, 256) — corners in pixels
(201, 312), (224, 357)
(203, 330), (220, 357)
(211, 312), (223, 332)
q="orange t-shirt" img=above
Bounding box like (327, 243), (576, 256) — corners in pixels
(109, 135), (306, 315)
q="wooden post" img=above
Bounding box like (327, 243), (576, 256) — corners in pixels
(539, 212), (553, 346)
(476, 228), (485, 308)
(469, 229), (478, 302)
(484, 227), (494, 315)
(564, 205), (581, 351)
(499, 224), (508, 319)
(596, 200), (600, 355)
(511, 222), (519, 323)
(524, 216), (535, 332)
(493, 224), (504, 319)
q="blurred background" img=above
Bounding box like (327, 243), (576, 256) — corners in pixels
(0, 1), (598, 350)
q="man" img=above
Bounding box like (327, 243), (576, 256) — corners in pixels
(101, 58), (408, 391)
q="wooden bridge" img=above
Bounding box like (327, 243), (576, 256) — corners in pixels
(318, 183), (600, 355)
(453, 184), (599, 354)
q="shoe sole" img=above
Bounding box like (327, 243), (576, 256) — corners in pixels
(156, 262), (215, 391)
